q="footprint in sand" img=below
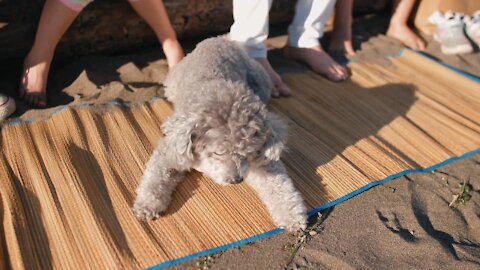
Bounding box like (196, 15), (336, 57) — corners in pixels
(293, 248), (355, 270)
(376, 209), (417, 243)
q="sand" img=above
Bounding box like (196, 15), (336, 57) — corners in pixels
(169, 154), (480, 270)
(1, 12), (479, 270)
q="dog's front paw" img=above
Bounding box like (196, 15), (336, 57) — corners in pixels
(278, 212), (308, 232)
(132, 195), (169, 221)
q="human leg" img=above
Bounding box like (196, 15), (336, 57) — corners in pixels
(128, 0), (184, 68)
(20, 0), (85, 107)
(387, 0), (426, 50)
(230, 0), (291, 97)
(284, 0), (349, 81)
(328, 0), (355, 56)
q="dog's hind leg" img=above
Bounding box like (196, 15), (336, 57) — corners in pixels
(247, 161), (307, 232)
(133, 141), (187, 221)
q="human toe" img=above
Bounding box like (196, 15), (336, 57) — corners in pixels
(326, 65), (348, 81)
(271, 86), (280, 98)
(416, 39), (426, 51)
(276, 81), (291, 97)
(24, 93), (34, 106)
(326, 69), (342, 81)
(37, 95), (47, 107)
(345, 44), (356, 56)
(336, 65), (349, 80)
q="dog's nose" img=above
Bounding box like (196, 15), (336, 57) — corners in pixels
(234, 175), (244, 183)
(226, 176), (243, 184)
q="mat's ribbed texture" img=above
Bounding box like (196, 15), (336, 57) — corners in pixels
(1, 50), (479, 269)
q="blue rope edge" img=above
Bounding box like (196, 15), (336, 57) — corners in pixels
(146, 228), (284, 270)
(412, 50), (480, 83)
(4, 96), (166, 127)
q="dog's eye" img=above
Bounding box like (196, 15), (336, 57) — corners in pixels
(214, 151), (225, 156)
(256, 150), (262, 156)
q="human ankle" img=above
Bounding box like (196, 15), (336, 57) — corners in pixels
(161, 36), (180, 47)
(25, 48), (54, 66)
(162, 38), (182, 54)
(388, 18), (409, 31)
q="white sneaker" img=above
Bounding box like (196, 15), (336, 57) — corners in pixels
(429, 11), (473, 55)
(0, 94), (16, 121)
(464, 10), (480, 48)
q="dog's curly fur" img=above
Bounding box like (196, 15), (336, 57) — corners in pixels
(133, 37), (307, 231)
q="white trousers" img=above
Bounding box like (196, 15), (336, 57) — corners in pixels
(230, 0), (337, 58)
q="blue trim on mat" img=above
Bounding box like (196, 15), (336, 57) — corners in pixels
(146, 228), (284, 270)
(413, 51), (480, 83)
(4, 96), (165, 127)
(371, 47), (480, 84)
(386, 47), (406, 59)
(307, 148), (480, 216)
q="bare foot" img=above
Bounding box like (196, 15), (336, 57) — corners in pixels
(162, 39), (185, 68)
(19, 51), (52, 107)
(328, 27), (356, 56)
(387, 23), (426, 51)
(254, 58), (291, 98)
(283, 45), (349, 81)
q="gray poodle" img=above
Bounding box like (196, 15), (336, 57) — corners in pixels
(133, 37), (307, 232)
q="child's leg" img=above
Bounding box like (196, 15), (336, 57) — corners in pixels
(20, 0), (86, 107)
(230, 0), (291, 97)
(328, 0), (355, 56)
(387, 0), (426, 50)
(284, 0), (349, 81)
(128, 0), (184, 68)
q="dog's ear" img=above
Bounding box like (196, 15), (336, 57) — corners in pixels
(161, 112), (200, 160)
(263, 112), (287, 161)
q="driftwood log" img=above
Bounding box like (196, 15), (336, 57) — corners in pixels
(0, 0), (388, 60)
(0, 0), (296, 60)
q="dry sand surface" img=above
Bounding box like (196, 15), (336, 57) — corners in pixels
(1, 13), (479, 270)
(170, 154), (480, 270)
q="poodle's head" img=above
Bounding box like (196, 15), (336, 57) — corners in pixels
(162, 81), (287, 185)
